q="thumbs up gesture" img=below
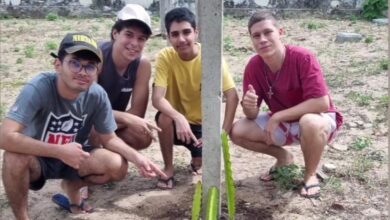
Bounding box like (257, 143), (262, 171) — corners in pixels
(241, 84), (258, 110)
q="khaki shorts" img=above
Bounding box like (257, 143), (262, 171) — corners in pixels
(254, 112), (337, 146)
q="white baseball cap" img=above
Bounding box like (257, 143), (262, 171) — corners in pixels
(117, 4), (152, 35)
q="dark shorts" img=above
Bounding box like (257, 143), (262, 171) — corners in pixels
(155, 112), (202, 158)
(30, 145), (95, 191)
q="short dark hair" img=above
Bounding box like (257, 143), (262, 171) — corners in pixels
(248, 11), (279, 34)
(110, 19), (152, 40)
(164, 7), (196, 34)
(58, 50), (100, 63)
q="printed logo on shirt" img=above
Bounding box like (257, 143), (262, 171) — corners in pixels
(121, 87), (133, 93)
(41, 112), (86, 144)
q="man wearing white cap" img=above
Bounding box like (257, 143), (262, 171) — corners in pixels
(90, 4), (160, 151)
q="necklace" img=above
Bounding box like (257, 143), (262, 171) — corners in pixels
(263, 63), (282, 99)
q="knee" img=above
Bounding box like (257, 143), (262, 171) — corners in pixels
(109, 155), (128, 181)
(137, 136), (152, 150)
(3, 151), (31, 169)
(230, 121), (245, 145)
(299, 114), (328, 137)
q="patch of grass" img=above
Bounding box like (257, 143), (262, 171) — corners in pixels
(306, 21), (325, 30)
(351, 137), (372, 150)
(24, 45), (36, 58)
(16, 57), (23, 64)
(13, 47), (20, 52)
(380, 59), (388, 70)
(346, 91), (374, 106)
(349, 154), (374, 182)
(45, 41), (57, 51)
(364, 36), (374, 43)
(378, 95), (388, 108)
(45, 12), (59, 21)
(233, 75), (242, 84)
(91, 25), (100, 33)
(224, 36), (234, 52)
(261, 106), (269, 112)
(324, 176), (343, 193)
(273, 164), (303, 190)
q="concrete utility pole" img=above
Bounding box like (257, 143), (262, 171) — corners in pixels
(159, 0), (172, 39)
(198, 0), (223, 218)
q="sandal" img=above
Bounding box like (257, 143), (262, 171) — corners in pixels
(52, 193), (94, 213)
(156, 176), (175, 190)
(300, 183), (321, 199)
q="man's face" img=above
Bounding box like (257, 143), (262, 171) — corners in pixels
(112, 26), (148, 62)
(56, 54), (98, 93)
(249, 19), (284, 59)
(168, 21), (198, 59)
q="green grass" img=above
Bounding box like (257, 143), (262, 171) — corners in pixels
(16, 57), (23, 64)
(323, 176), (343, 193)
(45, 41), (57, 51)
(349, 154), (374, 182)
(364, 36), (374, 43)
(351, 137), (372, 150)
(224, 36), (234, 52)
(305, 21), (325, 30)
(45, 12), (59, 21)
(346, 91), (374, 106)
(273, 164), (304, 190)
(0, 103), (7, 120)
(380, 59), (388, 70)
(24, 45), (36, 58)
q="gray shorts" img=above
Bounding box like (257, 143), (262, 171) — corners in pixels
(30, 145), (95, 191)
(254, 112), (337, 146)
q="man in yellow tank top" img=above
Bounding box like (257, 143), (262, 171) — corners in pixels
(152, 7), (239, 189)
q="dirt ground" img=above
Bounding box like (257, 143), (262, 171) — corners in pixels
(0, 15), (388, 219)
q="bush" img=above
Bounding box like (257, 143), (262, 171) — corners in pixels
(45, 12), (59, 21)
(362, 0), (388, 20)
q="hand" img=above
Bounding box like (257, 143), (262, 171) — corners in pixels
(59, 142), (90, 169)
(242, 84), (258, 110)
(265, 113), (281, 145)
(134, 154), (168, 179)
(173, 114), (199, 145)
(128, 115), (161, 141)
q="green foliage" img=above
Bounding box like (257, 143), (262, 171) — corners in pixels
(224, 36), (234, 52)
(364, 36), (374, 43)
(346, 91), (374, 106)
(273, 164), (304, 190)
(16, 57), (23, 64)
(380, 59), (388, 70)
(324, 176), (343, 193)
(45, 12), (59, 21)
(0, 104), (6, 120)
(221, 132), (236, 219)
(24, 45), (35, 58)
(306, 21), (325, 30)
(352, 137), (372, 150)
(45, 41), (57, 51)
(206, 187), (219, 220)
(350, 154), (374, 182)
(378, 95), (388, 108)
(362, 0), (388, 20)
(192, 181), (202, 220)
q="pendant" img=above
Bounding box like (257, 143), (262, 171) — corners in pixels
(267, 86), (273, 99)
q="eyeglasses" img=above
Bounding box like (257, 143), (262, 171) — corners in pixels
(65, 59), (98, 75)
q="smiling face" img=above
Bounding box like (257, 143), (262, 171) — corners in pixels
(55, 53), (98, 99)
(112, 26), (148, 62)
(249, 19), (285, 59)
(168, 21), (199, 60)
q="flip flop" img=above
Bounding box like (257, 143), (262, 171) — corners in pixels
(156, 177), (175, 190)
(52, 193), (94, 213)
(300, 183), (321, 199)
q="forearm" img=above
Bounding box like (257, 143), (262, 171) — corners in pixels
(222, 89), (239, 133)
(274, 96), (330, 122)
(153, 98), (182, 121)
(242, 104), (260, 120)
(102, 135), (140, 163)
(113, 110), (138, 129)
(0, 131), (60, 158)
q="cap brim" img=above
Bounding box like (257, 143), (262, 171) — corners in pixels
(65, 45), (103, 62)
